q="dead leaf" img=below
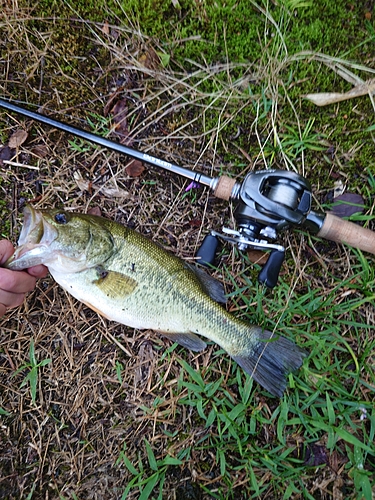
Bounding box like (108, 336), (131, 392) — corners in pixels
(332, 193), (365, 218)
(304, 78), (375, 106)
(98, 185), (130, 198)
(101, 20), (110, 35)
(109, 98), (134, 145)
(8, 129), (28, 148)
(31, 144), (48, 158)
(333, 180), (344, 198)
(304, 443), (329, 467)
(112, 100), (128, 130)
(0, 146), (14, 164)
(73, 171), (130, 198)
(87, 206), (102, 216)
(246, 250), (268, 265)
(110, 28), (120, 40)
(189, 219), (202, 228)
(138, 46), (160, 70)
(103, 87), (124, 117)
(125, 159), (145, 177)
(74, 171), (90, 192)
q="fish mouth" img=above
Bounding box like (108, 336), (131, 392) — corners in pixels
(5, 206), (58, 270)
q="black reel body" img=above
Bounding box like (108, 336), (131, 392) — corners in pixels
(197, 170), (313, 287)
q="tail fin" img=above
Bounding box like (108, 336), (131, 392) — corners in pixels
(232, 329), (306, 397)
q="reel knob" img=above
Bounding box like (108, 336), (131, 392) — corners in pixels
(196, 233), (219, 266)
(258, 249), (285, 288)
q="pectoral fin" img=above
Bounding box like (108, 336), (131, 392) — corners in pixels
(93, 267), (137, 299)
(160, 331), (207, 352)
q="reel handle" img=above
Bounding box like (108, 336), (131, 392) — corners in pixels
(196, 233), (219, 266)
(195, 231), (285, 288)
(317, 213), (375, 255)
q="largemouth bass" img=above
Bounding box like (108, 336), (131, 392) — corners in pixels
(6, 206), (306, 396)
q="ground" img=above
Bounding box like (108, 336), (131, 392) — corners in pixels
(0, 1), (374, 499)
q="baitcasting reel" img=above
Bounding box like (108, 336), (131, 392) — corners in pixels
(196, 169), (314, 288)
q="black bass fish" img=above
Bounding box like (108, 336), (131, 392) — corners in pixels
(6, 206), (306, 396)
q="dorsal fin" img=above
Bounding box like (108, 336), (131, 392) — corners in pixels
(185, 263), (227, 304)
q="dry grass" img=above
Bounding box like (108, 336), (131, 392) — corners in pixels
(0, 7), (252, 499)
(0, 2), (374, 499)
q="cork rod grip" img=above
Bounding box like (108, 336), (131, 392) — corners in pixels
(213, 175), (237, 200)
(317, 213), (375, 255)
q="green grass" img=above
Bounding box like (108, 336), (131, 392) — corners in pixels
(112, 233), (375, 498)
(117, 440), (184, 499)
(118, 258), (375, 498)
(12, 340), (52, 405)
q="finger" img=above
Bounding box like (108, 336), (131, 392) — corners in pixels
(0, 303), (7, 318)
(27, 265), (48, 278)
(0, 240), (15, 265)
(0, 268), (37, 294)
(0, 290), (25, 309)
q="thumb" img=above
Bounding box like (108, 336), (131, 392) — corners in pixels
(0, 240), (15, 265)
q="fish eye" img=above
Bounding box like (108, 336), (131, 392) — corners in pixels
(55, 213), (68, 224)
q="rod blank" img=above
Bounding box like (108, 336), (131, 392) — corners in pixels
(0, 97), (214, 187)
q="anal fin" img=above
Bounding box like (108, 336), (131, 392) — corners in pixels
(159, 331), (207, 352)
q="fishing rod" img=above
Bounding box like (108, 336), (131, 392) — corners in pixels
(1, 97), (374, 287)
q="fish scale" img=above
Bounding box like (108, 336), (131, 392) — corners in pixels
(5, 206), (306, 397)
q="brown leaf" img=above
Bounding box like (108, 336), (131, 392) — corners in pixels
(103, 87), (124, 117)
(189, 219), (202, 228)
(73, 171), (130, 198)
(8, 129), (28, 148)
(73, 172), (90, 192)
(87, 206), (102, 216)
(125, 159), (145, 177)
(101, 20), (110, 35)
(138, 46), (160, 70)
(111, 99), (133, 145)
(246, 250), (268, 265)
(112, 99), (128, 129)
(332, 193), (365, 218)
(31, 144), (48, 158)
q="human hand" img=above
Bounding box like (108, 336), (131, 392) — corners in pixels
(0, 240), (48, 317)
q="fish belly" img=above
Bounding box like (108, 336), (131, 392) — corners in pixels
(50, 267), (193, 333)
